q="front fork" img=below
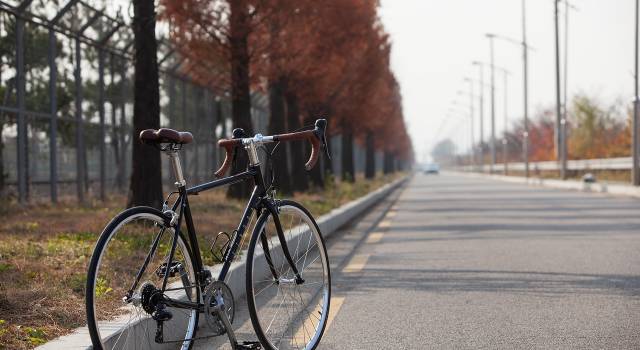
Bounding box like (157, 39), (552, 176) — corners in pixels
(260, 202), (305, 285)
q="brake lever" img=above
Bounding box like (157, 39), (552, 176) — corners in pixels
(322, 133), (331, 160)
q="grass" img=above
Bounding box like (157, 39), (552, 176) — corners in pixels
(0, 173), (403, 349)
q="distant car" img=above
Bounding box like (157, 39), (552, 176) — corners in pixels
(423, 163), (440, 175)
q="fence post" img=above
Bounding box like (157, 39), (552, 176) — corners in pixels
(193, 85), (201, 183)
(119, 59), (128, 187)
(15, 16), (27, 203)
(168, 75), (175, 128)
(74, 37), (85, 202)
(181, 79), (188, 173)
(98, 48), (106, 200)
(48, 29), (58, 203)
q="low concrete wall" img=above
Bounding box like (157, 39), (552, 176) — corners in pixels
(39, 176), (408, 349)
(450, 171), (640, 199)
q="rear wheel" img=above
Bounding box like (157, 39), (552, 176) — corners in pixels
(246, 200), (331, 350)
(86, 207), (199, 350)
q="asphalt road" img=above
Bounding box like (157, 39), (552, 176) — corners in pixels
(319, 173), (640, 349)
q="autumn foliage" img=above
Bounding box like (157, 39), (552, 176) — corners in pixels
(485, 94), (632, 164)
(161, 0), (411, 192)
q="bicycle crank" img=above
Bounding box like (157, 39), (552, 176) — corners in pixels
(204, 280), (235, 336)
(204, 281), (263, 349)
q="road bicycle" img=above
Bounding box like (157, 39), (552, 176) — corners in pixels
(85, 119), (331, 350)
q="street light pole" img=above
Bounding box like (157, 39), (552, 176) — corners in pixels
(502, 71), (509, 175)
(473, 61), (485, 172)
(487, 34), (497, 173)
(522, 0), (530, 178)
(462, 80), (476, 169)
(554, 0), (567, 179)
(634, 0), (640, 186)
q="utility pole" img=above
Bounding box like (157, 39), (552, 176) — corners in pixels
(469, 81), (475, 169)
(473, 61), (485, 172)
(487, 34), (497, 173)
(522, 0), (530, 178)
(554, 0), (566, 179)
(634, 0), (640, 186)
(463, 79), (476, 169)
(502, 71), (509, 175)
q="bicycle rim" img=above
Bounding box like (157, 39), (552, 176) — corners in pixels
(247, 202), (331, 350)
(87, 209), (198, 350)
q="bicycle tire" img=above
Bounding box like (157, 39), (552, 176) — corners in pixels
(246, 200), (331, 350)
(86, 206), (200, 350)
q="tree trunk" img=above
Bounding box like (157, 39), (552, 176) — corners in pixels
(227, 0), (254, 199)
(268, 77), (291, 193)
(364, 131), (375, 179)
(341, 122), (355, 182)
(127, 0), (163, 208)
(383, 151), (392, 174)
(111, 101), (122, 189)
(285, 90), (308, 192)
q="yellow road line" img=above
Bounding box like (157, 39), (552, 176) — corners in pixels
(366, 231), (384, 244)
(378, 220), (391, 228)
(325, 296), (345, 331)
(291, 297), (345, 346)
(342, 254), (370, 273)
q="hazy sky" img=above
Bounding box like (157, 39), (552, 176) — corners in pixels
(379, 0), (635, 162)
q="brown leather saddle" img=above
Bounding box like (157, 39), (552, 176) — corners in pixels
(139, 128), (194, 145)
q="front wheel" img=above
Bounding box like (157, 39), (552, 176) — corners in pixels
(86, 207), (199, 350)
(246, 200), (331, 350)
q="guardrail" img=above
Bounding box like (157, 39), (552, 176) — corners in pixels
(458, 156), (632, 172)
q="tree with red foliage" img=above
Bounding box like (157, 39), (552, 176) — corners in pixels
(163, 0), (413, 193)
(163, 0), (261, 198)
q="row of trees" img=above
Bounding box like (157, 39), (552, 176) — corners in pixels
(505, 95), (631, 162)
(436, 94), (632, 166)
(145, 0), (412, 200)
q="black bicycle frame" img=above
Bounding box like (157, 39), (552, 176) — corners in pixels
(156, 163), (300, 312)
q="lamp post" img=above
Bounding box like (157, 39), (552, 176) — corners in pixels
(634, 0), (640, 186)
(471, 61), (485, 172)
(486, 33), (498, 173)
(554, 0), (567, 179)
(464, 78), (476, 169)
(522, 0), (530, 178)
(447, 107), (473, 168)
(487, 26), (534, 177)
(501, 70), (511, 175)
(452, 95), (475, 168)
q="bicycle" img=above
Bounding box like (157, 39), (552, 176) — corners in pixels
(86, 119), (331, 350)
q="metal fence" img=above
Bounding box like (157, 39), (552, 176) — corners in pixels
(0, 1), (391, 205)
(0, 0), (273, 203)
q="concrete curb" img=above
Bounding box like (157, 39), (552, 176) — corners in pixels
(448, 171), (640, 199)
(39, 176), (408, 349)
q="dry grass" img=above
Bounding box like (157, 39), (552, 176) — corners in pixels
(0, 173), (401, 349)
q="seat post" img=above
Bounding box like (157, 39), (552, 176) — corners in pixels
(167, 150), (186, 187)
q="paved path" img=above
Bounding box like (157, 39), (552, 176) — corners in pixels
(319, 173), (640, 349)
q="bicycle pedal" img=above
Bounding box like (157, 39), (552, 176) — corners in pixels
(236, 341), (261, 349)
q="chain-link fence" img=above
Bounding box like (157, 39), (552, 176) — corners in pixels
(0, 0), (274, 204)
